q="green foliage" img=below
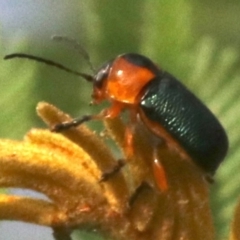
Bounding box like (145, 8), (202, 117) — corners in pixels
(1, 1), (240, 239)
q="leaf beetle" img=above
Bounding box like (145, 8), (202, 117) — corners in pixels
(4, 50), (228, 191)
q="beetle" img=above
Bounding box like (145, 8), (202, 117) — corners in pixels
(4, 52), (228, 191)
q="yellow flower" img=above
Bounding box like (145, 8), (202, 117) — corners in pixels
(0, 102), (215, 240)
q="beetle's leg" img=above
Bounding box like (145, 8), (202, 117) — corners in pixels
(123, 108), (138, 157)
(52, 101), (125, 132)
(99, 159), (125, 182)
(99, 105), (138, 181)
(124, 125), (135, 157)
(152, 146), (168, 191)
(52, 115), (95, 132)
(129, 181), (151, 206)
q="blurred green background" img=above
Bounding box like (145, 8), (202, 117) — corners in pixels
(0, 1), (240, 239)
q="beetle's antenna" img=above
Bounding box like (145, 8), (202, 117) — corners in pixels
(52, 35), (96, 73)
(4, 53), (94, 82)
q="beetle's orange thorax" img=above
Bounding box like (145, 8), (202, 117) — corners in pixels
(105, 57), (155, 104)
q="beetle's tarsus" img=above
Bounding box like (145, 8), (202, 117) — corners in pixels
(99, 159), (126, 182)
(51, 115), (93, 132)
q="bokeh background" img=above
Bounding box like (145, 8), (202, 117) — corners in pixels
(0, 1), (240, 239)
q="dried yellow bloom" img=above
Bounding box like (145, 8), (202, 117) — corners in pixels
(0, 102), (215, 240)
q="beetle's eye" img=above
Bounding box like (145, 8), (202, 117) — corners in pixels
(94, 61), (112, 88)
(95, 68), (109, 88)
